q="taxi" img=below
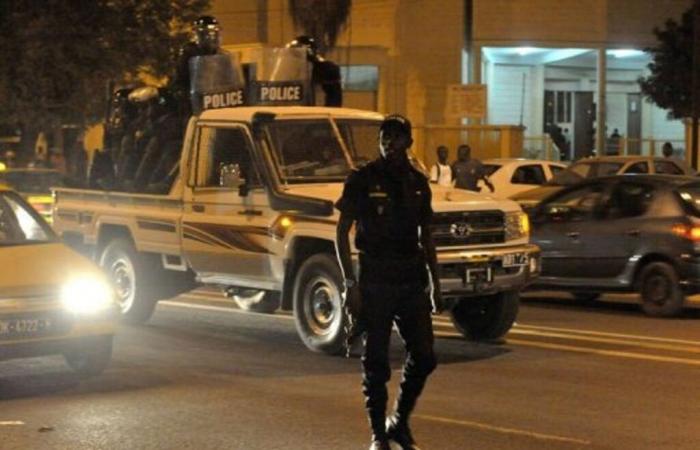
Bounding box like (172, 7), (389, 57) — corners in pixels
(0, 185), (117, 376)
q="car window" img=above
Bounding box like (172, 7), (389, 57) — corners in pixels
(549, 161), (623, 185)
(194, 125), (261, 188)
(511, 164), (546, 185)
(624, 162), (649, 174)
(602, 182), (654, 219)
(654, 160), (684, 175)
(536, 183), (607, 223)
(0, 192), (54, 245)
(549, 165), (565, 177)
(335, 120), (380, 167)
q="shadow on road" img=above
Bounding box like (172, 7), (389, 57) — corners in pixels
(521, 294), (700, 319)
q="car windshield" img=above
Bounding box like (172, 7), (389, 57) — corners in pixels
(0, 191), (55, 246)
(0, 170), (63, 194)
(264, 119), (353, 183)
(483, 164), (501, 176)
(548, 161), (624, 185)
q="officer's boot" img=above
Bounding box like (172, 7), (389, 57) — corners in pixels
(386, 375), (427, 450)
(365, 383), (390, 449)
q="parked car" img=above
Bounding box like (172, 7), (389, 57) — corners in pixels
(0, 185), (116, 375)
(478, 159), (567, 198)
(511, 156), (694, 211)
(529, 174), (700, 316)
(0, 168), (64, 223)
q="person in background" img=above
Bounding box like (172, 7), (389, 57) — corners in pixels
(429, 145), (452, 187)
(451, 144), (493, 192)
(662, 142), (674, 158)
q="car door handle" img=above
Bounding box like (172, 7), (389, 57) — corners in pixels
(566, 231), (580, 239)
(627, 229), (641, 237)
(192, 204), (205, 213)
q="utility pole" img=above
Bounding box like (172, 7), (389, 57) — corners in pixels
(692, 0), (700, 169)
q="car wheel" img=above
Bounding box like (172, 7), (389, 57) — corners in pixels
(64, 335), (113, 377)
(293, 254), (348, 355)
(450, 291), (519, 341)
(638, 262), (685, 317)
(100, 238), (158, 324)
(232, 290), (280, 314)
(573, 292), (601, 303)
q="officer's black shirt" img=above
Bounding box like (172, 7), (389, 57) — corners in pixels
(335, 157), (433, 260)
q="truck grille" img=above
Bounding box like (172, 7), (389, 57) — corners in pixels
(431, 210), (505, 247)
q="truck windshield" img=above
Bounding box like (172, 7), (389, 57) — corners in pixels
(265, 119), (353, 183)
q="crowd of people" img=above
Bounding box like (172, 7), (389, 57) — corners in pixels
(428, 143), (494, 192)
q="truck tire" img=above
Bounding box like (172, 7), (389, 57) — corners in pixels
(638, 262), (685, 317)
(450, 291), (519, 341)
(99, 238), (158, 324)
(292, 253), (348, 355)
(232, 290), (280, 314)
(64, 335), (113, 377)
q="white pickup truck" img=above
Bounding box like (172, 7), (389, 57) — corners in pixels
(53, 106), (540, 354)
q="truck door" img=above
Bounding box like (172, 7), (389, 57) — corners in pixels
(181, 122), (277, 288)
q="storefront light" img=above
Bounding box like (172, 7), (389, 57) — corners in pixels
(607, 49), (644, 58)
(516, 47), (539, 56)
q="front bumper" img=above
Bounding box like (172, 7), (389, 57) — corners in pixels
(0, 308), (117, 362)
(437, 244), (540, 297)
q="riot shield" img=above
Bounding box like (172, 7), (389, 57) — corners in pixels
(247, 47), (313, 106)
(189, 52), (246, 114)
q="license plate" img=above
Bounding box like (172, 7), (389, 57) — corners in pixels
(0, 318), (52, 337)
(502, 253), (528, 268)
(466, 267), (493, 284)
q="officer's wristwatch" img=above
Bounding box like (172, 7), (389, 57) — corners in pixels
(344, 278), (357, 289)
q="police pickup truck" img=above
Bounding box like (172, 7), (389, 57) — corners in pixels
(53, 50), (539, 354)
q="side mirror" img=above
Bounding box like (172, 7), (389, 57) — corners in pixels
(219, 163), (249, 197)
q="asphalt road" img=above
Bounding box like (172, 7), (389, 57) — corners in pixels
(2, 289), (700, 450)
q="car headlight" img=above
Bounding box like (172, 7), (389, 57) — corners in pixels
(505, 211), (529, 241)
(61, 278), (114, 314)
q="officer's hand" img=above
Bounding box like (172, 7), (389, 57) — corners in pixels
(430, 285), (444, 315)
(342, 285), (363, 319)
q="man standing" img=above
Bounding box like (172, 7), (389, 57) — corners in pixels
(662, 141), (674, 158)
(429, 145), (453, 187)
(452, 144), (494, 192)
(335, 115), (442, 450)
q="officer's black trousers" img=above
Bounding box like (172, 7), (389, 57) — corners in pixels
(360, 282), (437, 436)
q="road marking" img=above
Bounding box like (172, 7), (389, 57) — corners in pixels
(508, 338), (700, 367)
(159, 300), (295, 321)
(515, 324), (700, 347)
(414, 414), (591, 446)
(510, 328), (700, 354)
(0, 421), (25, 426)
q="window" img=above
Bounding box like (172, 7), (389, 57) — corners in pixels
(602, 182), (654, 219)
(0, 193), (53, 244)
(537, 183), (607, 223)
(550, 161), (623, 185)
(194, 126), (260, 188)
(624, 162), (649, 174)
(340, 65), (379, 91)
(511, 165), (546, 185)
(483, 164), (502, 177)
(654, 160), (684, 175)
(549, 165), (565, 177)
(265, 119), (351, 183)
(336, 120), (381, 166)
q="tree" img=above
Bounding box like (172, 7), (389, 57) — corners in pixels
(0, 0), (209, 161)
(639, 9), (693, 120)
(288, 0), (351, 53)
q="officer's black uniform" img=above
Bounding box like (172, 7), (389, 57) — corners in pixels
(336, 152), (437, 449)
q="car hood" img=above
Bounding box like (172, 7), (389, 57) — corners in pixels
(0, 242), (103, 298)
(282, 183), (521, 214)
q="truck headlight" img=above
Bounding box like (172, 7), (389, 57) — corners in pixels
(505, 211), (529, 241)
(61, 278), (114, 314)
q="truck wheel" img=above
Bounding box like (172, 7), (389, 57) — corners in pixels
(64, 335), (113, 377)
(638, 262), (685, 317)
(293, 253), (348, 355)
(232, 289), (280, 314)
(100, 238), (158, 324)
(450, 291), (519, 341)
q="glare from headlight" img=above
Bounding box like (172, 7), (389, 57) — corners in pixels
(61, 278), (114, 314)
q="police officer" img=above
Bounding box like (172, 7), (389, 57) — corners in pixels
(172, 15), (223, 117)
(335, 115), (442, 450)
(286, 35), (342, 107)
